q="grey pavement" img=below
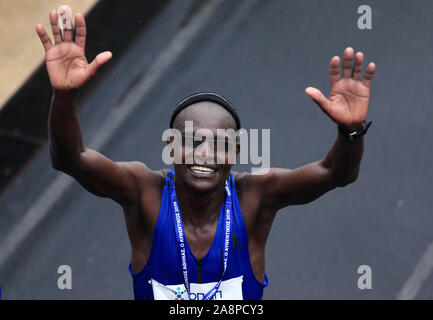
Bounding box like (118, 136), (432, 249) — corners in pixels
(0, 0), (432, 299)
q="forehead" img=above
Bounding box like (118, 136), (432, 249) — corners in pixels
(173, 101), (236, 132)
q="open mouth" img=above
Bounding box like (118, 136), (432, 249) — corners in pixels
(188, 165), (217, 176)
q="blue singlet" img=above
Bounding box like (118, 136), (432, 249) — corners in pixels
(128, 169), (269, 300)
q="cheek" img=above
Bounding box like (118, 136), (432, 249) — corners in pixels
(216, 153), (227, 165)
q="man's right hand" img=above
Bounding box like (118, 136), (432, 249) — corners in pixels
(36, 8), (112, 91)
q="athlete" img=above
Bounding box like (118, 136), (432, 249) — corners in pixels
(36, 9), (375, 300)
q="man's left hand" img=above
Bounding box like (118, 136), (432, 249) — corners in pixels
(305, 47), (376, 131)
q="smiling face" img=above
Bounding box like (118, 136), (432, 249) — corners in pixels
(171, 101), (240, 194)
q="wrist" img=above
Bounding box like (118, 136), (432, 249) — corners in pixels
(53, 88), (78, 98)
(338, 122), (364, 132)
(338, 120), (372, 140)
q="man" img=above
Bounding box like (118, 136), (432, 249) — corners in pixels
(35, 9), (375, 300)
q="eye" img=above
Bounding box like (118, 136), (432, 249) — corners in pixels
(215, 137), (232, 153)
(193, 139), (202, 148)
(195, 135), (207, 147)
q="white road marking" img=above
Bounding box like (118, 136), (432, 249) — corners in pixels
(396, 241), (433, 300)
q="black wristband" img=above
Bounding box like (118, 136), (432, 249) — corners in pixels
(338, 120), (372, 140)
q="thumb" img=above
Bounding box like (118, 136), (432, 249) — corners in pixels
(88, 51), (112, 77)
(305, 87), (331, 114)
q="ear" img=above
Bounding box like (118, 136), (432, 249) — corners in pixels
(166, 136), (174, 145)
(166, 136), (174, 157)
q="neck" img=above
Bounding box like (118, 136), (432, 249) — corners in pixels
(174, 178), (226, 228)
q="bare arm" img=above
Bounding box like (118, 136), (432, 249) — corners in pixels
(246, 133), (363, 210)
(37, 9), (154, 206)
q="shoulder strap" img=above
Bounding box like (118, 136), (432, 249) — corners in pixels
(166, 169), (174, 186)
(229, 172), (235, 189)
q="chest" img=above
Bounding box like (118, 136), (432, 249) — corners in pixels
(183, 222), (219, 261)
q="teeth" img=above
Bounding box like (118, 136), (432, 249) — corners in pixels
(190, 166), (215, 174)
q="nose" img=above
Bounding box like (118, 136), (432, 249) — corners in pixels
(194, 140), (214, 164)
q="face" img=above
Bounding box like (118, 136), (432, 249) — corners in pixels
(170, 101), (240, 195)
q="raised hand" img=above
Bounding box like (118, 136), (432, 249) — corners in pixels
(35, 9), (112, 91)
(305, 47), (376, 131)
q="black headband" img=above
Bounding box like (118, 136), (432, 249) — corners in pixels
(169, 92), (241, 130)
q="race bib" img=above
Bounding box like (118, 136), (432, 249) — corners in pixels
(151, 276), (243, 300)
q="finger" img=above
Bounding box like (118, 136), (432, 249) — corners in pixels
(351, 52), (364, 80)
(49, 10), (62, 44)
(88, 51), (113, 77)
(74, 13), (86, 49)
(342, 47), (354, 78)
(305, 87), (331, 114)
(329, 56), (340, 86)
(35, 24), (52, 51)
(362, 62), (376, 88)
(58, 5), (73, 42)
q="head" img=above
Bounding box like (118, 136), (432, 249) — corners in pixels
(168, 93), (241, 194)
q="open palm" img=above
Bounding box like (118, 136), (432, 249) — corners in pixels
(36, 10), (112, 91)
(306, 47), (376, 131)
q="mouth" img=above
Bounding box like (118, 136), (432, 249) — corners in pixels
(188, 165), (217, 177)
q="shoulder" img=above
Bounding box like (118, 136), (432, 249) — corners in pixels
(117, 162), (168, 205)
(233, 168), (295, 210)
(233, 168), (288, 194)
(232, 169), (274, 211)
(119, 161), (165, 186)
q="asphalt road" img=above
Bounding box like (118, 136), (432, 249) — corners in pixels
(0, 0), (432, 299)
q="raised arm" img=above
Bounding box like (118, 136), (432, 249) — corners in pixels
(243, 47), (376, 210)
(36, 9), (155, 207)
